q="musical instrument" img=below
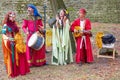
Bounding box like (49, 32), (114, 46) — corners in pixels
(73, 26), (83, 38)
(48, 18), (56, 28)
(28, 32), (44, 50)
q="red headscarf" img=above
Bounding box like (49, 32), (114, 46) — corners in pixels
(79, 8), (86, 14)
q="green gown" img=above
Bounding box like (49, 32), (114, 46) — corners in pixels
(52, 19), (73, 65)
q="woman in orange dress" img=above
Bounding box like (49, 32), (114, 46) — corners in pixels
(2, 11), (30, 77)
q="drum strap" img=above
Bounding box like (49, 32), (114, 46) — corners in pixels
(34, 16), (37, 33)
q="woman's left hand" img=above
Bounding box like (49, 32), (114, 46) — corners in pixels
(36, 31), (40, 34)
(38, 25), (44, 30)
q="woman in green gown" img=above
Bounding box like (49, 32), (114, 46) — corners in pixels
(52, 9), (73, 65)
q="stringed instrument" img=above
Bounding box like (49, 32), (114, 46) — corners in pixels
(73, 26), (83, 38)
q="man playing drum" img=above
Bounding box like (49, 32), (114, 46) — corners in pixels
(22, 4), (46, 67)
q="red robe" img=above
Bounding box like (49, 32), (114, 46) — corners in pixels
(22, 19), (46, 67)
(70, 18), (94, 63)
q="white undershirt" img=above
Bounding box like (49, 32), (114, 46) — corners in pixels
(80, 20), (86, 49)
(80, 20), (85, 31)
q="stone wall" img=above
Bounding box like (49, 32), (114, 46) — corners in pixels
(64, 0), (120, 23)
(0, 0), (52, 24)
(0, 0), (119, 24)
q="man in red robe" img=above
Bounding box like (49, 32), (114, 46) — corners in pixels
(70, 8), (94, 66)
(22, 4), (46, 67)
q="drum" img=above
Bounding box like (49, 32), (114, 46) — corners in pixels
(28, 32), (44, 50)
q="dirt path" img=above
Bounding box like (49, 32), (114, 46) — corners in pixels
(0, 23), (120, 80)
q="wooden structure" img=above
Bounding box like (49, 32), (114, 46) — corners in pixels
(97, 43), (116, 60)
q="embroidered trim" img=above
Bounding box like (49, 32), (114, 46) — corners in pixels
(28, 58), (46, 63)
(28, 60), (32, 63)
(36, 58), (46, 63)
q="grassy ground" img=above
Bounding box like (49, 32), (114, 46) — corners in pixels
(0, 22), (120, 80)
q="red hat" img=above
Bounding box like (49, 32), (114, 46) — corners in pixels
(79, 8), (86, 14)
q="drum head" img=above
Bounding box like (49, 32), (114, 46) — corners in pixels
(28, 33), (37, 47)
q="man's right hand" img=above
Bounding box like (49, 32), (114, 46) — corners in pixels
(74, 29), (78, 33)
(26, 32), (29, 35)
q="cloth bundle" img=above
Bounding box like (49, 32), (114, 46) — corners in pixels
(95, 32), (104, 48)
(102, 34), (116, 44)
(14, 32), (26, 53)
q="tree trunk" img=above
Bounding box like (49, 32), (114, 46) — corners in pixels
(49, 0), (76, 53)
(49, 0), (66, 16)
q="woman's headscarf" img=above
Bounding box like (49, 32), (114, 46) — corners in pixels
(27, 4), (42, 18)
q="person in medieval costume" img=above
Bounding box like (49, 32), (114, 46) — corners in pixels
(52, 9), (73, 65)
(70, 8), (94, 66)
(22, 4), (46, 67)
(2, 11), (30, 77)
